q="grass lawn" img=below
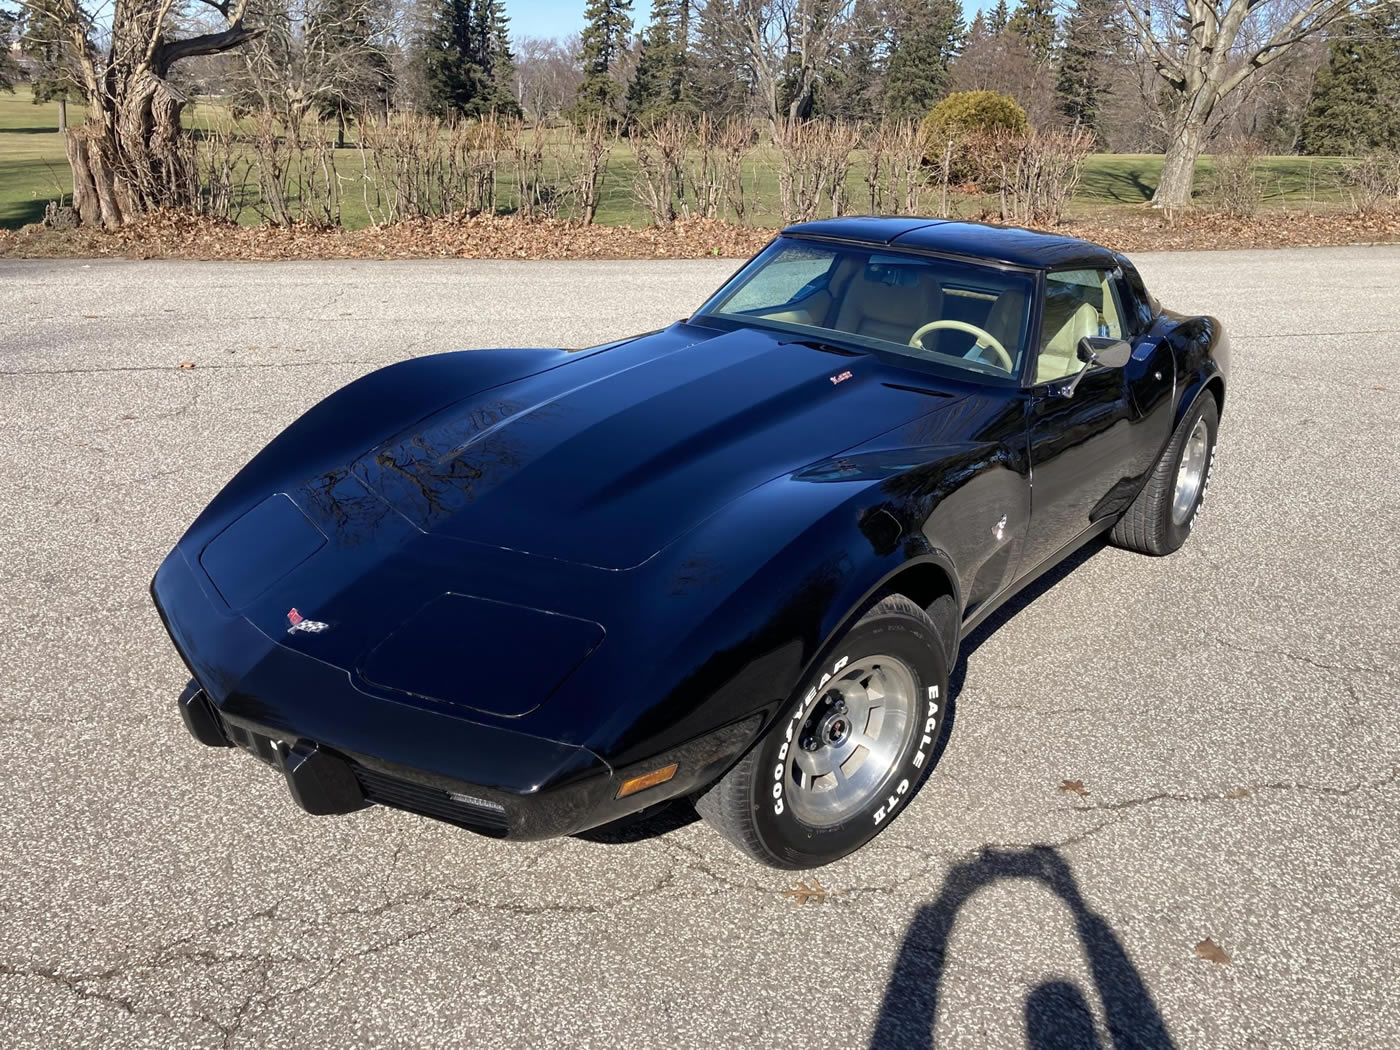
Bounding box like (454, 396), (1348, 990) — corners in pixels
(0, 89), (1358, 232)
(0, 94), (80, 228)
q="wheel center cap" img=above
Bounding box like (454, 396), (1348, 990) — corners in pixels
(819, 710), (851, 746)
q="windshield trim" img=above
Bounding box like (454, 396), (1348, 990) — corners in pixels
(687, 313), (1024, 390)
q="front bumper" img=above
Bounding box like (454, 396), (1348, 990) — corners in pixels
(153, 545), (622, 840)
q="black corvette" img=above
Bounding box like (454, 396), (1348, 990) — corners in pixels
(154, 217), (1228, 868)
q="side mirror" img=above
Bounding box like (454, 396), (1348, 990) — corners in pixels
(1078, 336), (1132, 369)
(1056, 337), (1133, 398)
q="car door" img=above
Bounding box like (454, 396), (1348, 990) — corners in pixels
(1020, 267), (1174, 573)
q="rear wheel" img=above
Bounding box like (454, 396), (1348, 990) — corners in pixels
(1112, 394), (1219, 556)
(696, 595), (950, 869)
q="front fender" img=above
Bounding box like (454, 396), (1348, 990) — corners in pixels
(576, 471), (959, 770)
(1168, 315), (1229, 430)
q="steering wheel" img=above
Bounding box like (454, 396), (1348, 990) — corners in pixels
(907, 320), (1014, 372)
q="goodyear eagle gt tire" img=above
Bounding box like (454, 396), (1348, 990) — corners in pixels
(696, 595), (950, 868)
(1112, 394), (1219, 556)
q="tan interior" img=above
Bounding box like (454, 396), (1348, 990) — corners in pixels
(1036, 300), (1100, 384)
(832, 267), (943, 346)
(983, 287), (1029, 362)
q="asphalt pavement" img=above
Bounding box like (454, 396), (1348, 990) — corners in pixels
(1, 246), (1397, 1048)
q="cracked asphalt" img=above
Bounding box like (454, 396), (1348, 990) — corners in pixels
(1, 246), (1397, 1048)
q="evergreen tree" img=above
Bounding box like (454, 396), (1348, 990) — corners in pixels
(418, 0), (516, 118)
(305, 0), (393, 132)
(987, 0), (1011, 36)
(885, 0), (964, 121)
(574, 0), (634, 121)
(964, 10), (988, 47)
(830, 0), (883, 122)
(688, 0), (747, 117)
(1, 10), (18, 92)
(626, 0), (686, 122)
(1007, 0), (1055, 62)
(19, 0), (85, 128)
(419, 0), (486, 116)
(1056, 0), (1111, 136)
(1301, 1), (1400, 154)
(478, 0), (520, 113)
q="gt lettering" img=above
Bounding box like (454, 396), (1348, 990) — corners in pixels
(877, 686), (939, 824)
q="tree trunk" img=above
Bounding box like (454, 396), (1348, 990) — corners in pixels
(66, 73), (193, 228)
(1152, 73), (1223, 209)
(57, 99), (68, 132)
(1153, 117), (1206, 208)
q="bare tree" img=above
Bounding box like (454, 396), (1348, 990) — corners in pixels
(949, 28), (1061, 130)
(514, 34), (582, 123)
(233, 0), (390, 143)
(21, 0), (263, 227)
(701, 0), (856, 135)
(1120, 0), (1356, 208)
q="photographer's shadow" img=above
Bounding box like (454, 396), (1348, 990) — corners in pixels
(871, 846), (1176, 1050)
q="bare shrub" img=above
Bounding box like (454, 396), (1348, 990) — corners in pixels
(865, 121), (944, 216)
(1211, 141), (1266, 218)
(189, 117), (254, 223)
(674, 115), (755, 223)
(966, 128), (1095, 226)
(512, 119), (560, 219)
(630, 114), (691, 226)
(775, 119), (860, 223)
(1344, 150), (1400, 215)
(566, 114), (613, 225)
(356, 113), (501, 224)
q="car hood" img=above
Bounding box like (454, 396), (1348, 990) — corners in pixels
(351, 323), (962, 569)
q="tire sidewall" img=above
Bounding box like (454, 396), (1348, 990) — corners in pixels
(1165, 396), (1219, 549)
(747, 606), (949, 867)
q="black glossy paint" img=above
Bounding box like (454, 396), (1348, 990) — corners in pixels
(152, 222), (1229, 840)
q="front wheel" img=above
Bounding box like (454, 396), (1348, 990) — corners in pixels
(1112, 394), (1219, 556)
(695, 595), (951, 869)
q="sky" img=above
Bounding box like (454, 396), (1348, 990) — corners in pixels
(506, 0), (997, 43)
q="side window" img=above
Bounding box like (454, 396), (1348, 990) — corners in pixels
(1117, 265), (1158, 334)
(1034, 269), (1126, 384)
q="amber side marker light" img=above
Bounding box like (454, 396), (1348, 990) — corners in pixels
(616, 763), (678, 799)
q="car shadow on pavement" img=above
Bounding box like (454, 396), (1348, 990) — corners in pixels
(869, 845), (1177, 1050)
(954, 535), (1110, 688)
(574, 798), (701, 844)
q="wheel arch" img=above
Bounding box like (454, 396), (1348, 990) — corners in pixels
(871, 560), (961, 668)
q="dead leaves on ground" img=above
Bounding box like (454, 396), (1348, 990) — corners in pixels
(2, 209), (1397, 262)
(780, 878), (831, 906)
(0, 213), (774, 262)
(1195, 937), (1232, 965)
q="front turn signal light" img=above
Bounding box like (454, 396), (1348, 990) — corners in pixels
(616, 763), (678, 799)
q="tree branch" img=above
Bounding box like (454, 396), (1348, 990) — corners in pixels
(1218, 0), (1352, 96)
(155, 22), (260, 68)
(1121, 3), (1187, 83)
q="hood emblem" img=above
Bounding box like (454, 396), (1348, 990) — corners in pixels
(992, 514), (1007, 542)
(829, 370), (853, 386)
(286, 608), (330, 634)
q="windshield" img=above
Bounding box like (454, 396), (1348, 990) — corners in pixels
(693, 237), (1035, 381)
